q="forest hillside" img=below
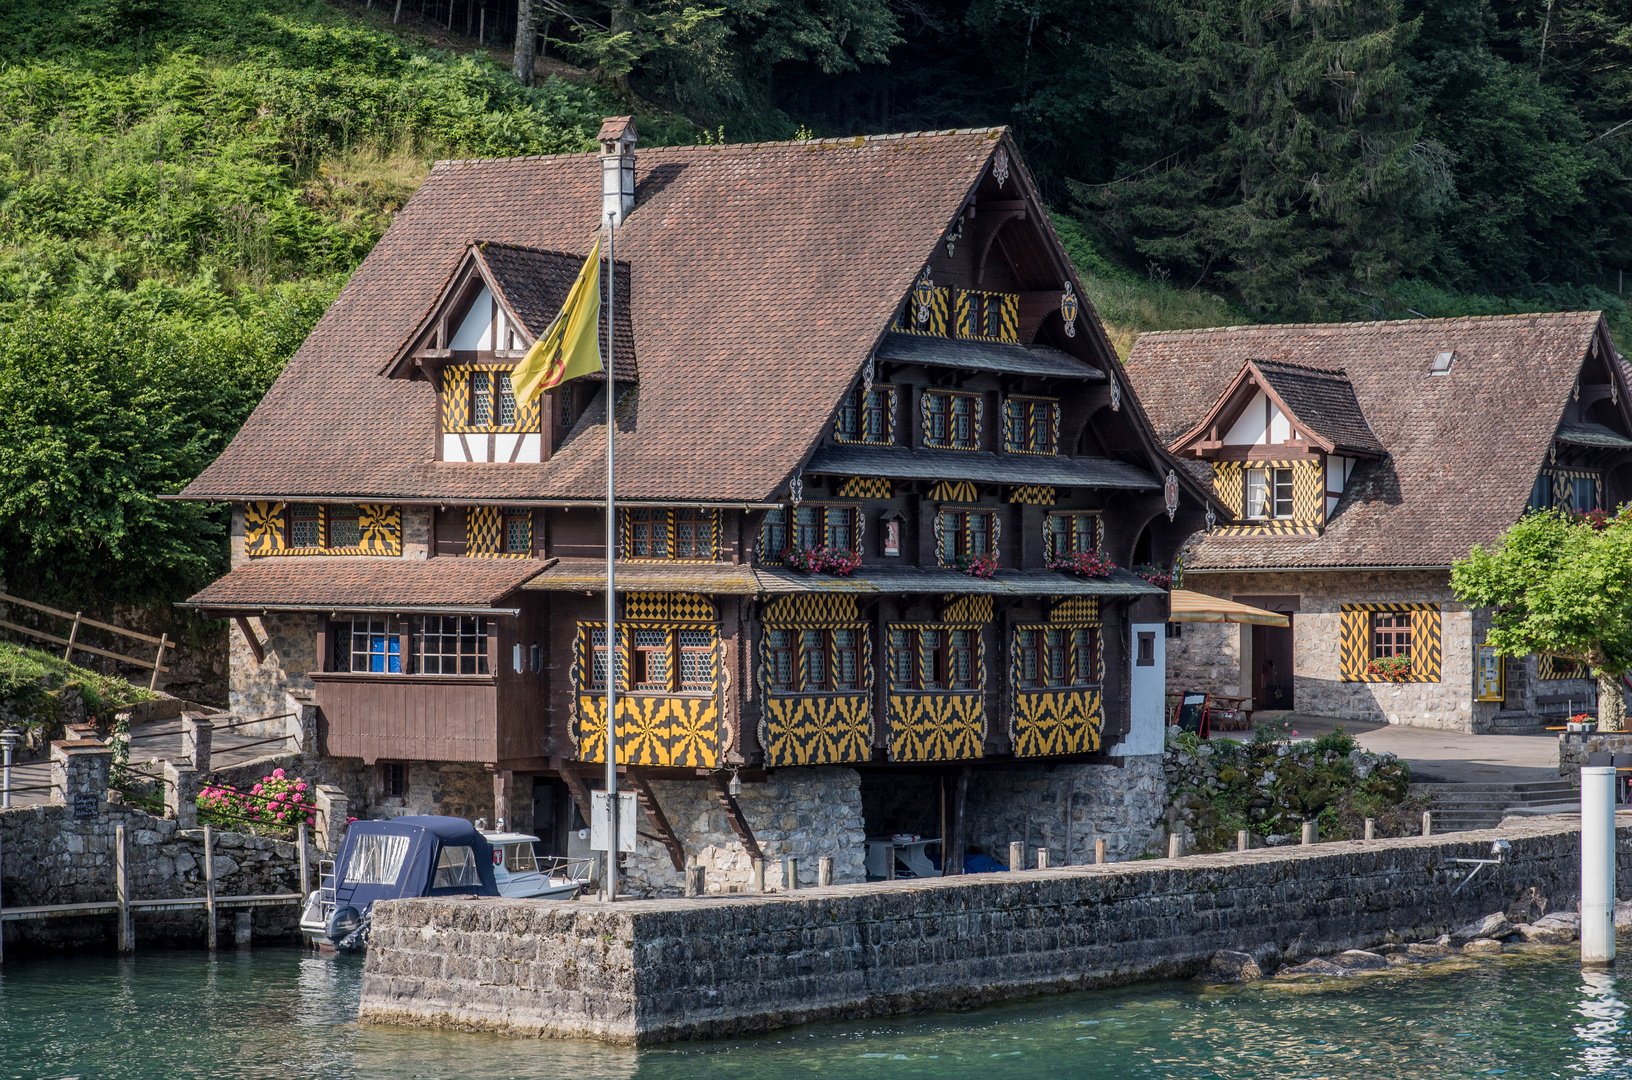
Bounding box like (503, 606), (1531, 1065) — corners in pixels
(2, 0), (1630, 620)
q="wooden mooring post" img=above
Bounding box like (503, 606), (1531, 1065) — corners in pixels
(204, 825), (217, 950)
(1094, 838), (1106, 864)
(116, 824), (132, 953)
(298, 821), (310, 900)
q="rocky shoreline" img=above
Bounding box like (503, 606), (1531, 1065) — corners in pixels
(1201, 888), (1614, 983)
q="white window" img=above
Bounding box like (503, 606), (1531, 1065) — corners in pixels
(1245, 467), (1294, 519)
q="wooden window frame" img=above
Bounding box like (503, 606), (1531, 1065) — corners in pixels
(836, 385), (896, 445)
(888, 623), (983, 692)
(380, 761), (408, 800)
(937, 509), (997, 567)
(623, 507), (719, 561)
(287, 503), (323, 549)
(922, 390), (981, 450)
(1044, 512), (1098, 558)
(414, 615), (490, 675)
(504, 507), (532, 555)
(1003, 396), (1058, 455)
(1372, 612), (1412, 659)
(586, 624), (720, 696)
(1245, 466), (1295, 520)
(1014, 625), (1100, 690)
(763, 504), (860, 561)
(766, 626), (862, 695)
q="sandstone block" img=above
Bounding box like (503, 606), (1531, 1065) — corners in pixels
(1462, 938), (1504, 954)
(1332, 950), (1388, 971)
(1451, 912), (1512, 942)
(1200, 950), (1262, 983)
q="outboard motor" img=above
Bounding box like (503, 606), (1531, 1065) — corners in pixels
(326, 905), (363, 944)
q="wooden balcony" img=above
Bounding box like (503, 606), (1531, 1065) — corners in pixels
(311, 671), (499, 763)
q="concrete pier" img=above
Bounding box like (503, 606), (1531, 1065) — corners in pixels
(360, 815), (1632, 1045)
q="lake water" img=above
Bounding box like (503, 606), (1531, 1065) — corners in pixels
(1, 945), (1629, 1079)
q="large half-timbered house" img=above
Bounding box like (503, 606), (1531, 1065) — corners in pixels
(179, 122), (1215, 892)
(1126, 314), (1632, 733)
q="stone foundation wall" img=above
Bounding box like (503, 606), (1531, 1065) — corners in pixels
(623, 768), (866, 897)
(0, 803), (306, 952)
(962, 755), (1166, 864)
(228, 613), (319, 721)
(359, 815), (1632, 1045)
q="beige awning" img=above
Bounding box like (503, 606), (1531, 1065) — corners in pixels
(1169, 589), (1289, 627)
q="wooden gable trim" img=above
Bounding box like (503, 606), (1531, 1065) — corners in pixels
(380, 244), (540, 379)
(1172, 359), (1343, 459)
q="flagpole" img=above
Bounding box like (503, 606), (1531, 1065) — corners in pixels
(603, 211), (618, 903)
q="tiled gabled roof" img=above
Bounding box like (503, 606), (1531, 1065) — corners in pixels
(1126, 312), (1607, 569)
(182, 129), (1017, 504)
(475, 242), (638, 378)
(1251, 360), (1386, 456)
(180, 558), (545, 612)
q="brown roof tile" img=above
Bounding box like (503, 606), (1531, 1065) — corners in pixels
(182, 129), (1011, 504)
(1251, 361), (1386, 456)
(1126, 312), (1607, 569)
(181, 558), (546, 612)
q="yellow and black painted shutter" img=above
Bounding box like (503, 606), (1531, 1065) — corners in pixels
(1339, 608), (1368, 682)
(244, 501), (285, 555)
(1411, 606), (1442, 683)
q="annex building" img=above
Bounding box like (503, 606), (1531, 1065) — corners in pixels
(1126, 314), (1632, 733)
(177, 122), (1218, 893)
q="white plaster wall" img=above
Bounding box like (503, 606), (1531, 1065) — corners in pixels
(1224, 389), (1269, 445)
(1115, 622), (1167, 757)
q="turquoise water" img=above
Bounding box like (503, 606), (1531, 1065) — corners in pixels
(1, 946), (1630, 1078)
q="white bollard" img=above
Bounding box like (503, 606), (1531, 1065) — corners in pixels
(1581, 765), (1617, 967)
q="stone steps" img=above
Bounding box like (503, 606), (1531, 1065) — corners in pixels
(1409, 780), (1577, 832)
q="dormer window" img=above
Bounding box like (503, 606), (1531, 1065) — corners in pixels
(289, 503), (322, 548)
(837, 386), (894, 444)
(469, 371), (515, 427)
(622, 507), (719, 560)
(1246, 467), (1294, 519)
(923, 390), (980, 450)
(328, 505), (363, 548)
(1004, 397), (1058, 454)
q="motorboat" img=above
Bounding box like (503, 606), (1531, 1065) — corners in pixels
(299, 815), (499, 951)
(479, 827), (593, 900)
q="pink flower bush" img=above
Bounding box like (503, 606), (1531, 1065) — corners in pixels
(197, 770), (316, 837)
(1048, 551), (1116, 578)
(783, 545), (863, 576)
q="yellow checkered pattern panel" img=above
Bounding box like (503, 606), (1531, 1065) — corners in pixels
(626, 593), (717, 623)
(1011, 690), (1102, 757)
(245, 502), (284, 555)
(1008, 485), (1055, 505)
(837, 476), (892, 499)
(760, 696), (872, 767)
(1538, 654), (1591, 679)
(952, 290), (1020, 343)
(941, 595), (993, 625)
(1213, 462), (1244, 517)
(1339, 603), (1440, 683)
(1339, 609), (1368, 681)
(764, 595), (859, 626)
(1292, 461), (1324, 524)
(1210, 522), (1322, 537)
(887, 694), (984, 761)
(928, 480), (980, 503)
(1411, 607), (1442, 684)
(467, 506), (504, 557)
(440, 364), (542, 434)
(576, 696), (720, 767)
(1050, 597), (1099, 625)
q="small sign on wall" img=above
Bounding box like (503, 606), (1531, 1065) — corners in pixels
(1475, 644), (1504, 702)
(590, 791), (638, 853)
(73, 792), (98, 819)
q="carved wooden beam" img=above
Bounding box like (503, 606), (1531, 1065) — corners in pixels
(711, 774), (762, 861)
(559, 767), (596, 827)
(627, 774), (687, 872)
(233, 616), (265, 664)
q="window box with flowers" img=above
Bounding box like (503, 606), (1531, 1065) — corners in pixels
(954, 553), (1000, 578)
(1049, 551), (1117, 578)
(1365, 655), (1414, 682)
(1132, 563), (1173, 589)
(784, 545), (863, 576)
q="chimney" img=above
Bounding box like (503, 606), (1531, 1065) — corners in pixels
(598, 116), (638, 226)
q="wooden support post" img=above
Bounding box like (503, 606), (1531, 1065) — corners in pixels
(233, 619), (263, 665)
(948, 764), (969, 877)
(818, 856), (833, 886)
(149, 633), (169, 691)
(1301, 821), (1316, 846)
(1168, 834), (1182, 859)
(63, 612), (82, 662)
(626, 775), (686, 873)
(1238, 829), (1249, 852)
(116, 824), (131, 953)
(784, 855), (799, 890)
(1064, 789), (1073, 866)
(204, 824), (217, 950)
(684, 865), (705, 897)
(711, 775), (762, 861)
(298, 821), (310, 899)
(1094, 838), (1106, 865)
(1364, 818), (1375, 841)
(1422, 811), (1433, 837)
(751, 858), (765, 893)
(1036, 848), (1049, 870)
(882, 844), (895, 881)
(1009, 841), (1025, 871)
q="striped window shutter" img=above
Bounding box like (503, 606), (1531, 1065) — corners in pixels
(1412, 607), (1442, 683)
(996, 293), (1019, 342)
(245, 501), (286, 555)
(1339, 608), (1368, 682)
(1291, 461), (1324, 524)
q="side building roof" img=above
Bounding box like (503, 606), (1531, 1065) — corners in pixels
(1126, 312), (1609, 569)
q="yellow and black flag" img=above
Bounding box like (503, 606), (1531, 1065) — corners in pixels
(511, 238), (602, 403)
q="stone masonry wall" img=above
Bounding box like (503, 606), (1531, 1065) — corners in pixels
(0, 802), (307, 952)
(622, 768), (866, 897)
(228, 613), (319, 722)
(360, 816), (1632, 1045)
(1172, 570), (1485, 732)
(962, 755), (1167, 864)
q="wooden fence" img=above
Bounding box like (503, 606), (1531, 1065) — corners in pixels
(0, 592), (170, 690)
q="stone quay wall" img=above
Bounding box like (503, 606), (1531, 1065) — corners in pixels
(962, 755), (1166, 864)
(359, 815), (1630, 1045)
(0, 801), (308, 952)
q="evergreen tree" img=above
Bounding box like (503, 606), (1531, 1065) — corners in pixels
(1074, 0), (1425, 318)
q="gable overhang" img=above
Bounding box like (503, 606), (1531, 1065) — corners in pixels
(379, 243), (540, 379)
(791, 127), (1227, 521)
(1171, 358), (1382, 461)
